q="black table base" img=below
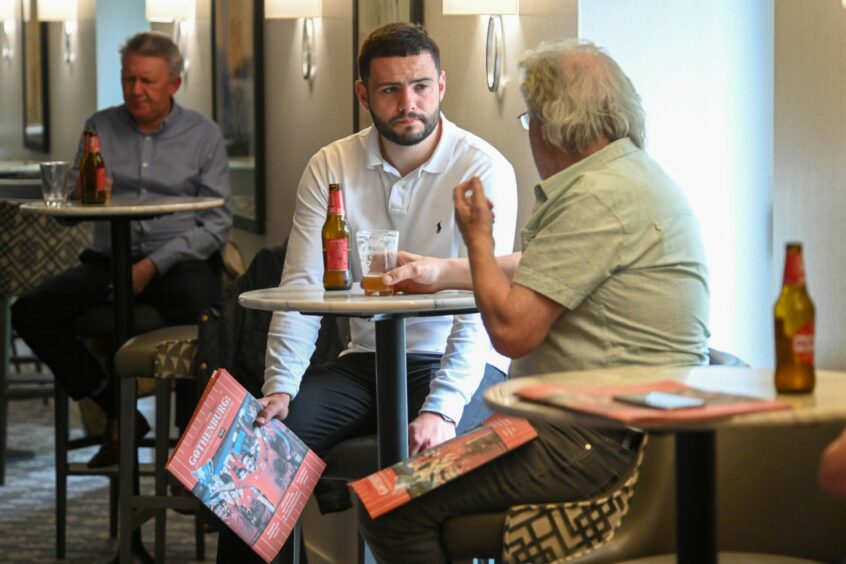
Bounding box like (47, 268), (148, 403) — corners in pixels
(676, 430), (716, 564)
(374, 316), (408, 466)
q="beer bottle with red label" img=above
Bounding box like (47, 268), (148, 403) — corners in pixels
(774, 242), (815, 393)
(322, 183), (352, 290)
(79, 129), (108, 204)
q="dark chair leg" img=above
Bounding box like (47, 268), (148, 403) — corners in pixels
(155, 378), (170, 563)
(118, 377), (137, 562)
(1, 296), (10, 487)
(109, 475), (118, 538)
(54, 386), (68, 559)
(194, 508), (206, 561)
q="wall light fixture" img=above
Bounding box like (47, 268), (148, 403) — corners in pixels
(266, 0), (322, 80)
(443, 0), (519, 92)
(0, 0), (15, 60)
(145, 0), (194, 79)
(38, 0), (78, 64)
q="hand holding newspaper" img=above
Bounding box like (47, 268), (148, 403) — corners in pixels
(166, 368), (326, 563)
(351, 415), (537, 519)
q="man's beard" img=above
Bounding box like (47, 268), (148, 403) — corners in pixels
(370, 107), (439, 147)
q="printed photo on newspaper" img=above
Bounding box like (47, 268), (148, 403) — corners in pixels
(350, 415), (537, 519)
(166, 368), (326, 563)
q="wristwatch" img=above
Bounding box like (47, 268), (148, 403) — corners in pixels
(424, 410), (456, 425)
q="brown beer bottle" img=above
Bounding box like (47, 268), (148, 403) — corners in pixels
(79, 129), (108, 204)
(322, 183), (352, 290)
(774, 242), (815, 393)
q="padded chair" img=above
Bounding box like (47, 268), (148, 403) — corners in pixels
(0, 196), (92, 486)
(106, 243), (246, 561)
(53, 241), (243, 558)
(114, 324), (206, 562)
(53, 303), (169, 558)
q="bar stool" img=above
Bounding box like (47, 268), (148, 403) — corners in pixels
(53, 304), (168, 558)
(0, 196), (92, 485)
(114, 324), (205, 562)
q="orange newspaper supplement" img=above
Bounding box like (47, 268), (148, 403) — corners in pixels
(166, 368), (325, 563)
(351, 415), (537, 519)
(515, 379), (790, 426)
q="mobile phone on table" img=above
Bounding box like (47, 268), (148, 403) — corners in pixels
(613, 391), (706, 410)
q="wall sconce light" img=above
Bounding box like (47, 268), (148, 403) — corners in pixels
(266, 0), (322, 80)
(146, 0), (194, 79)
(443, 0), (519, 93)
(0, 0), (15, 60)
(38, 0), (78, 64)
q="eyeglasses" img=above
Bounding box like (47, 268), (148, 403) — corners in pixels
(518, 112), (530, 130)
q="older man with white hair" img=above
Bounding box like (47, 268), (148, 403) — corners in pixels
(355, 39), (710, 563)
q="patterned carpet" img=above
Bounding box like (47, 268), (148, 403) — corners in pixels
(0, 396), (218, 563)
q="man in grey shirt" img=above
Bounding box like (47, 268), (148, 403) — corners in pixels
(12, 32), (232, 468)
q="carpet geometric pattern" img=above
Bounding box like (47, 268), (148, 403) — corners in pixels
(0, 397), (217, 562)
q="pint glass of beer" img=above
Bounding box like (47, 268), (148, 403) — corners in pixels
(356, 230), (399, 296)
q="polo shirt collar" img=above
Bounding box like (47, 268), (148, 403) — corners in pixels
(121, 100), (182, 134)
(535, 137), (639, 201)
(364, 112), (455, 178)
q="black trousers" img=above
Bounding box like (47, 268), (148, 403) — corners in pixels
(216, 352), (505, 563)
(11, 249), (221, 416)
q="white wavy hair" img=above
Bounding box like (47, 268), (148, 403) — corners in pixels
(519, 40), (645, 154)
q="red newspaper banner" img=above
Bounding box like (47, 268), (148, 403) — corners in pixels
(351, 415), (537, 519)
(166, 368), (325, 563)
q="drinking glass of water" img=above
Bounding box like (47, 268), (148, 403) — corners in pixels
(39, 161), (70, 207)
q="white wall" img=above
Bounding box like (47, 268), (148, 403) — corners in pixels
(240, 0), (355, 257)
(95, 0), (146, 110)
(774, 0), (846, 370)
(426, 0), (579, 246)
(580, 0), (775, 367)
(0, 0), (97, 162)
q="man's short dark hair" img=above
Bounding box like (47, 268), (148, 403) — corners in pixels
(120, 31), (183, 77)
(357, 22), (440, 84)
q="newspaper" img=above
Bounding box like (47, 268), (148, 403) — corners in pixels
(351, 415), (537, 519)
(515, 379), (790, 426)
(166, 368), (325, 562)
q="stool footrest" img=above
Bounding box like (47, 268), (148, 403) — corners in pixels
(68, 462), (155, 477)
(132, 495), (197, 511)
(129, 497), (198, 530)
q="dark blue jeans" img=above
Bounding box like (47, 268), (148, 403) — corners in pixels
(356, 422), (640, 564)
(216, 352), (505, 563)
(11, 249), (221, 416)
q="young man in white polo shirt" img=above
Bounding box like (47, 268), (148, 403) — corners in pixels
(216, 22), (517, 562)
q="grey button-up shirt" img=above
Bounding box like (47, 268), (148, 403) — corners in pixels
(72, 103), (232, 275)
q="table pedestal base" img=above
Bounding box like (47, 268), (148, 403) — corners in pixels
(375, 317), (407, 466)
(676, 431), (716, 564)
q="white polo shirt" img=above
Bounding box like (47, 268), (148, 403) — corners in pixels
(263, 114), (517, 423)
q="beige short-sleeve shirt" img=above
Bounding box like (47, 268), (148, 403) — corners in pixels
(511, 138), (710, 377)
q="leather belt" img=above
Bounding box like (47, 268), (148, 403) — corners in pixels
(602, 428), (644, 452)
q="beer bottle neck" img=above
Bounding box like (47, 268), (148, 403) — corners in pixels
(86, 134), (101, 153)
(783, 249), (806, 287)
(328, 189), (346, 216)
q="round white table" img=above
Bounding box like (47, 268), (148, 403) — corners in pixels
(20, 195), (224, 563)
(238, 286), (478, 466)
(20, 196), (224, 349)
(484, 366), (846, 564)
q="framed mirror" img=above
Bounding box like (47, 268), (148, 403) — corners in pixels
(212, 0), (266, 233)
(22, 0), (50, 152)
(353, 0), (423, 132)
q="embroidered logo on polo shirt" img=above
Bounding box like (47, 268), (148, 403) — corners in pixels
(436, 220), (443, 234)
